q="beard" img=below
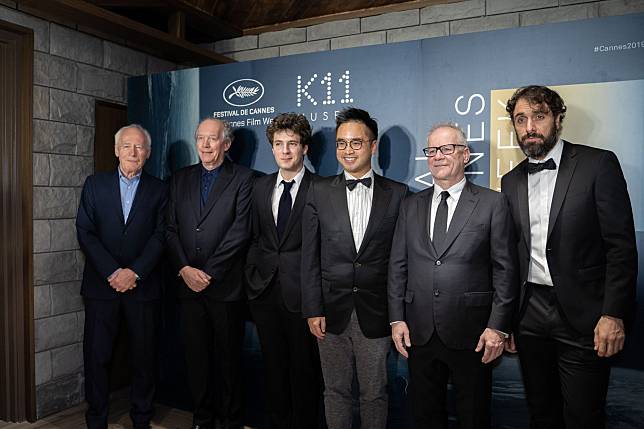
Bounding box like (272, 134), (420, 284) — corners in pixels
(517, 126), (559, 159)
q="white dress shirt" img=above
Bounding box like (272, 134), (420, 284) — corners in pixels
(429, 177), (466, 240)
(345, 170), (374, 251)
(271, 167), (305, 225)
(527, 139), (564, 286)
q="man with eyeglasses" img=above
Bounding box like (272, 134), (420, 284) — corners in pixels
(388, 123), (518, 429)
(301, 107), (408, 429)
(501, 85), (637, 429)
(166, 118), (253, 429)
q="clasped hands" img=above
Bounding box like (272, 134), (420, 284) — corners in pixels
(391, 322), (506, 363)
(180, 266), (212, 292)
(108, 268), (137, 292)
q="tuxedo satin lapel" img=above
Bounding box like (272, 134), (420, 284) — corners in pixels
(357, 174), (391, 257)
(436, 182), (478, 258)
(329, 174), (356, 255)
(418, 189), (437, 258)
(187, 165), (201, 222)
(516, 161), (531, 254)
(280, 170), (311, 246)
(200, 160), (234, 222)
(124, 172), (148, 227)
(112, 170), (125, 225)
(548, 142), (577, 240)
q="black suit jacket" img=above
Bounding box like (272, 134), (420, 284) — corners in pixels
(76, 170), (168, 301)
(501, 141), (637, 333)
(388, 181), (518, 349)
(245, 169), (316, 313)
(166, 159), (254, 301)
(301, 173), (408, 339)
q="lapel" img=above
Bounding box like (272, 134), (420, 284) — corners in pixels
(515, 160), (531, 253)
(200, 160), (235, 223)
(124, 171), (148, 228)
(112, 170), (125, 226)
(418, 188), (437, 258)
(356, 174), (391, 257)
(187, 164), (202, 222)
(435, 181), (479, 258)
(548, 141), (577, 240)
(279, 169), (312, 247)
(262, 172), (280, 247)
(328, 174), (356, 255)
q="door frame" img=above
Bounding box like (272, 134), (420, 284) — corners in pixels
(0, 18), (36, 422)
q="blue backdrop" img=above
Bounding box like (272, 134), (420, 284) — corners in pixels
(129, 13), (644, 428)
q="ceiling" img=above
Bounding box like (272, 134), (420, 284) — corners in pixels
(88, 0), (453, 43)
(19, 0), (455, 65)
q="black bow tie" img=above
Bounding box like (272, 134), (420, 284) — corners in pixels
(527, 158), (557, 174)
(346, 177), (372, 190)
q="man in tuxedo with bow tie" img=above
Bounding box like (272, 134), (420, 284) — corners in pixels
(388, 123), (517, 428)
(166, 118), (253, 429)
(77, 124), (167, 429)
(301, 107), (408, 429)
(501, 85), (637, 429)
(245, 113), (321, 428)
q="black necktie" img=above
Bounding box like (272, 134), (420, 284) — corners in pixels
(433, 191), (450, 248)
(276, 180), (294, 239)
(527, 158), (557, 174)
(346, 177), (372, 191)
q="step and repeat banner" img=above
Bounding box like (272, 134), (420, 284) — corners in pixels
(129, 13), (644, 428)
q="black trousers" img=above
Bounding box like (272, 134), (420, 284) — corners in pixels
(181, 296), (245, 429)
(83, 297), (160, 429)
(516, 283), (611, 429)
(249, 280), (322, 429)
(408, 333), (492, 429)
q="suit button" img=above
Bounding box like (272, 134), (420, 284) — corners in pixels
(435, 260), (441, 266)
(434, 289), (439, 296)
(196, 228), (201, 232)
(354, 262), (362, 268)
(352, 287), (358, 292)
(546, 248), (551, 251)
(196, 247), (201, 252)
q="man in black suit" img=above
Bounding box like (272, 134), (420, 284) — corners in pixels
(166, 118), (253, 429)
(77, 124), (167, 429)
(501, 85), (638, 429)
(301, 108), (408, 429)
(388, 123), (517, 429)
(245, 112), (321, 428)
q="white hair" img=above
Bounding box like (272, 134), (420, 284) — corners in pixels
(427, 122), (467, 146)
(114, 124), (152, 149)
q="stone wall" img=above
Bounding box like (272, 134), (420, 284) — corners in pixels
(0, 4), (177, 418)
(208, 0), (644, 60)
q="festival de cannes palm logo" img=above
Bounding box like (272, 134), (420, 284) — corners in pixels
(223, 79), (265, 107)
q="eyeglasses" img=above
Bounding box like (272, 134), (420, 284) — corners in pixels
(422, 144), (466, 157)
(336, 139), (367, 150)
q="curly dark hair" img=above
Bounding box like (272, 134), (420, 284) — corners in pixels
(506, 85), (567, 124)
(335, 107), (378, 140)
(266, 113), (312, 147)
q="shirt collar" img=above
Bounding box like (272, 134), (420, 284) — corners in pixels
(118, 167), (142, 183)
(344, 169), (374, 181)
(433, 176), (466, 201)
(528, 138), (564, 166)
(201, 163), (222, 177)
(275, 166), (305, 188)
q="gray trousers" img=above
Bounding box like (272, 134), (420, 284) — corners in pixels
(318, 310), (390, 429)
